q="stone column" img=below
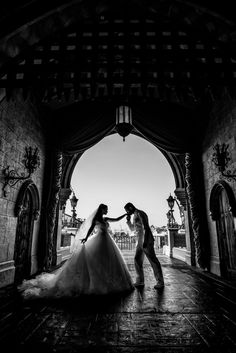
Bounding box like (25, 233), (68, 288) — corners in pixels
(56, 187), (71, 264)
(185, 153), (210, 270)
(45, 150), (63, 268)
(166, 227), (179, 257)
(174, 187), (192, 265)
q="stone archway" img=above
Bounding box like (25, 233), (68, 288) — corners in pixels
(13, 180), (40, 284)
(0, 1), (225, 271)
(58, 131), (192, 266)
(60, 133), (188, 227)
(61, 134), (186, 191)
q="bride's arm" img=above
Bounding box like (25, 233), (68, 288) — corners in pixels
(104, 213), (127, 222)
(81, 221), (96, 243)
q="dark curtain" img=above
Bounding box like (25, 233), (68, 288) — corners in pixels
(55, 102), (115, 156)
(54, 101), (199, 155)
(132, 102), (198, 154)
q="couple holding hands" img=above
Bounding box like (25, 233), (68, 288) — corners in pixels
(19, 202), (164, 300)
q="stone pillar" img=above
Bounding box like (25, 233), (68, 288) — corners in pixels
(174, 187), (192, 265)
(182, 207), (192, 265)
(45, 150), (63, 268)
(166, 227), (179, 257)
(185, 153), (210, 270)
(56, 187), (71, 264)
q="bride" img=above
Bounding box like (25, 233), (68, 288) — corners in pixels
(18, 204), (134, 299)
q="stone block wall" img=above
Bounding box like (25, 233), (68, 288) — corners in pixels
(202, 93), (236, 276)
(0, 92), (46, 287)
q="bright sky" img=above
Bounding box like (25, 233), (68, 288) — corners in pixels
(65, 133), (181, 231)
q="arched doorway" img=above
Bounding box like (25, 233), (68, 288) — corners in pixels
(210, 181), (236, 280)
(57, 132), (193, 265)
(14, 180), (40, 284)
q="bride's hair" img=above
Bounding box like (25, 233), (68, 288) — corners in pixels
(95, 203), (108, 222)
(72, 204), (107, 252)
(98, 203), (108, 211)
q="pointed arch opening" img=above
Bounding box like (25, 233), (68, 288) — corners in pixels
(14, 180), (40, 284)
(210, 181), (236, 280)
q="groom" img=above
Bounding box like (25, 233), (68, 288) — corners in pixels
(124, 202), (164, 289)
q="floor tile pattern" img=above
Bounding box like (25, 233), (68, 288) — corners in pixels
(0, 253), (236, 353)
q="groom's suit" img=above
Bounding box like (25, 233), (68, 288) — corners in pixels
(127, 209), (164, 285)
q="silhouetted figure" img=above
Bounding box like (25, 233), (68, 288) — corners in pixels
(18, 204), (134, 299)
(124, 202), (164, 289)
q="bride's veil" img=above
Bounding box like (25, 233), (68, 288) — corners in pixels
(71, 206), (99, 253)
(18, 206), (100, 297)
(18, 204), (134, 298)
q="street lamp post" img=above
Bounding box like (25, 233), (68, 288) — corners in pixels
(70, 192), (78, 227)
(165, 193), (183, 258)
(166, 194), (185, 229)
(166, 194), (179, 229)
(165, 193), (187, 258)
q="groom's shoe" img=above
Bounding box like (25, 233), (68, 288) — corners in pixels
(154, 281), (164, 289)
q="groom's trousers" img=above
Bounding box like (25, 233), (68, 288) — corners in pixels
(134, 241), (164, 284)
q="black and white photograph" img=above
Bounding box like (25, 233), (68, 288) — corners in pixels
(0, 1), (236, 352)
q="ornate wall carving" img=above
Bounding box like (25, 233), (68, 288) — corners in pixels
(45, 150), (63, 268)
(185, 153), (209, 269)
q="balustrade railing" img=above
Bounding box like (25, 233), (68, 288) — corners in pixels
(112, 234), (137, 250)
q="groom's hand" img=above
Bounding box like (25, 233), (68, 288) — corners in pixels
(81, 238), (87, 244)
(126, 214), (131, 221)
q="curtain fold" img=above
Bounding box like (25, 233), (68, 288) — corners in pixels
(55, 103), (115, 156)
(60, 115), (115, 156)
(132, 103), (196, 154)
(55, 102), (198, 155)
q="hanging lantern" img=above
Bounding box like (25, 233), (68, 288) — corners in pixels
(115, 105), (133, 142)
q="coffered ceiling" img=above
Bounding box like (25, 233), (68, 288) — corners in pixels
(0, 1), (236, 113)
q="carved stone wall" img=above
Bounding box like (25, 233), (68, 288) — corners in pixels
(0, 91), (45, 287)
(202, 93), (236, 276)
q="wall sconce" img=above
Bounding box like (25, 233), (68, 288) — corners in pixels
(2, 146), (40, 196)
(115, 105), (133, 142)
(212, 143), (236, 182)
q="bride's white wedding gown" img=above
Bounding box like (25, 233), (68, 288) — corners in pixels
(18, 220), (134, 299)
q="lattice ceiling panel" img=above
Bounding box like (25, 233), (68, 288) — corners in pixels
(1, 16), (236, 107)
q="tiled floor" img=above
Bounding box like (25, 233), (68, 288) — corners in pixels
(0, 253), (236, 353)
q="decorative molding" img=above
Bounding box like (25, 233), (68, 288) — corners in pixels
(59, 188), (72, 209)
(185, 153), (204, 269)
(46, 150), (63, 268)
(174, 188), (187, 210)
(210, 180), (236, 221)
